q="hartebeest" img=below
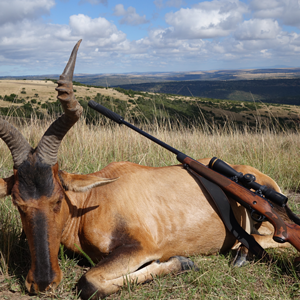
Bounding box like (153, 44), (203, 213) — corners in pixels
(0, 41), (296, 299)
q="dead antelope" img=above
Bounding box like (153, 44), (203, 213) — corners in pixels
(0, 41), (295, 300)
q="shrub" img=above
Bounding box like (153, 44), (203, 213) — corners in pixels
(4, 94), (18, 102)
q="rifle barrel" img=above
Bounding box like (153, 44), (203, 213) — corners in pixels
(88, 101), (182, 156)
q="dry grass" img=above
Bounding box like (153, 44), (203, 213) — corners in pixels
(57, 118), (300, 192)
(0, 80), (140, 108)
(2, 114), (298, 190)
(0, 114), (299, 299)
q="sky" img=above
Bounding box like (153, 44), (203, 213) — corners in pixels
(1, 0), (300, 76)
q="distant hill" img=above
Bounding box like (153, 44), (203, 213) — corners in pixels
(115, 79), (300, 106)
(1, 68), (300, 87)
(0, 79), (299, 130)
(73, 68), (300, 86)
(2, 69), (300, 106)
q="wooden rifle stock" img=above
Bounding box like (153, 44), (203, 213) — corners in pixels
(88, 101), (300, 252)
(178, 154), (300, 251)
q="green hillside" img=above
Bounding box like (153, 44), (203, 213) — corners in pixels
(115, 79), (300, 106)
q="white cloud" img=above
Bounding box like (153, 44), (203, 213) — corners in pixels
(164, 0), (248, 39)
(219, 30), (300, 61)
(0, 0), (55, 25)
(113, 4), (149, 25)
(234, 19), (281, 40)
(0, 12), (130, 75)
(250, 0), (286, 19)
(250, 0), (300, 28)
(1, 0), (300, 75)
(69, 14), (124, 39)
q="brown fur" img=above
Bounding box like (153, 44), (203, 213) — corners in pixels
(0, 157), (291, 299)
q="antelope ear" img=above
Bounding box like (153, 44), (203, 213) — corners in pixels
(0, 175), (14, 198)
(58, 171), (118, 192)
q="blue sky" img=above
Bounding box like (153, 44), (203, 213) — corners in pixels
(1, 0), (300, 76)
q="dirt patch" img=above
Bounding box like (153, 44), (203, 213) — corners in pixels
(0, 275), (31, 300)
(0, 290), (33, 300)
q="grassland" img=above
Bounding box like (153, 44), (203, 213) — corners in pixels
(0, 109), (299, 299)
(0, 79), (299, 131)
(0, 79), (299, 299)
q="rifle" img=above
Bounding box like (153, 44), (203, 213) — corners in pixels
(88, 101), (300, 253)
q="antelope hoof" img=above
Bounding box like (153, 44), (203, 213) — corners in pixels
(77, 275), (102, 300)
(172, 256), (199, 271)
(232, 250), (249, 267)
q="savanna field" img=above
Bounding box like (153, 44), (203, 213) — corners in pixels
(0, 97), (300, 299)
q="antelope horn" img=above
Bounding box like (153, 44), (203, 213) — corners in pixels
(36, 40), (83, 166)
(0, 119), (32, 168)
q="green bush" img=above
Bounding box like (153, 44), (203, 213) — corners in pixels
(4, 94), (17, 102)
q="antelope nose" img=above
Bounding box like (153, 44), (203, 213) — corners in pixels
(25, 269), (63, 293)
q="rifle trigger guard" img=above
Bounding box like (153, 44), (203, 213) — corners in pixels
(250, 209), (266, 223)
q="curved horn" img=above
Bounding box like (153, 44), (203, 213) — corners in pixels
(0, 119), (32, 168)
(36, 40), (83, 165)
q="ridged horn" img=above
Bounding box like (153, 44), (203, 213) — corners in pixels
(0, 119), (32, 168)
(36, 40), (83, 166)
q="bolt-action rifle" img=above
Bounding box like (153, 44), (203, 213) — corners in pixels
(88, 100), (300, 253)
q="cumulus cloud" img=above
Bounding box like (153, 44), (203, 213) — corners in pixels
(113, 4), (149, 25)
(218, 30), (300, 62)
(0, 0), (55, 25)
(164, 0), (248, 39)
(250, 0), (300, 28)
(0, 9), (131, 75)
(1, 0), (300, 75)
(234, 19), (281, 40)
(70, 14), (123, 38)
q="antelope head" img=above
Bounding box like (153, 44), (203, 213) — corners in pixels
(0, 40), (84, 292)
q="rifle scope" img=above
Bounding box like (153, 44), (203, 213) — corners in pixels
(209, 157), (288, 207)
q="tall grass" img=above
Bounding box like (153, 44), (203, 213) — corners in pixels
(57, 116), (300, 192)
(0, 112), (299, 298)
